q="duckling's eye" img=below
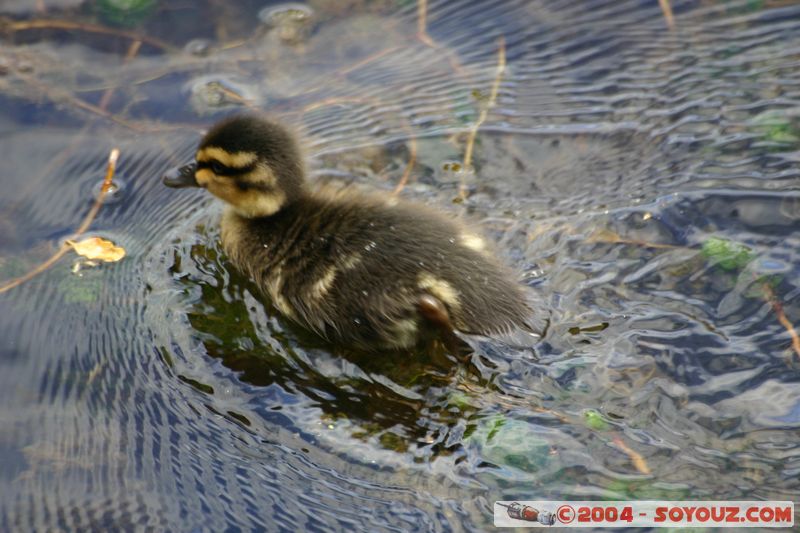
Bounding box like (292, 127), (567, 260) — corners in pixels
(209, 160), (227, 174)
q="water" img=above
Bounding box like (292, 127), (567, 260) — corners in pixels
(1, 0), (799, 530)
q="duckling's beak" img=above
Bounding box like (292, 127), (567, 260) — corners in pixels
(162, 163), (199, 188)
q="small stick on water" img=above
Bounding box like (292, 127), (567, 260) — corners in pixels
(15, 70), (139, 130)
(392, 136), (417, 196)
(298, 96), (419, 196)
(98, 40), (142, 111)
(0, 149), (120, 294)
(414, 0), (465, 74)
(612, 435), (651, 475)
(587, 228), (685, 250)
(215, 84), (255, 107)
(338, 47), (399, 77)
(294, 47), (402, 99)
(75, 148), (119, 234)
(659, 0), (675, 31)
(587, 231), (796, 360)
(417, 0), (435, 47)
(6, 19), (174, 52)
(459, 36), (506, 200)
(773, 300), (800, 361)
(301, 96), (373, 114)
(761, 282), (800, 361)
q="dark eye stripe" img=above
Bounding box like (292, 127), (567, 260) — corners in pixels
(197, 160), (256, 176)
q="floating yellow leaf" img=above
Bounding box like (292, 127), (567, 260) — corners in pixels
(67, 237), (126, 262)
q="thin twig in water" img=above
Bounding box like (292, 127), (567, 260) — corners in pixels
(0, 149), (120, 294)
(417, 0), (435, 47)
(589, 231), (797, 360)
(659, 0), (675, 31)
(414, 0), (466, 74)
(75, 149), (119, 234)
(15, 70), (140, 130)
(392, 135), (417, 196)
(338, 47), (400, 77)
(5, 19), (175, 52)
(459, 36), (506, 200)
(215, 83), (255, 107)
(773, 301), (800, 361)
(761, 282), (800, 361)
(612, 435), (651, 475)
(98, 40), (142, 111)
(298, 96), (419, 195)
(587, 228), (685, 250)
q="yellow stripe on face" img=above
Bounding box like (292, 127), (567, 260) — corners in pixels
(197, 147), (258, 168)
(195, 168), (213, 186)
(237, 190), (286, 218)
(240, 163), (277, 187)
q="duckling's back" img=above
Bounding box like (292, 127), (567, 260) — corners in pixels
(221, 189), (535, 349)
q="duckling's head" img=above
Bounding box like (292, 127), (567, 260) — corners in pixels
(163, 115), (307, 218)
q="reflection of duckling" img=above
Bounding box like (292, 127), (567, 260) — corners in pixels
(163, 115), (541, 350)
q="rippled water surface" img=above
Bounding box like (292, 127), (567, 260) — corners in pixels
(1, 0), (799, 530)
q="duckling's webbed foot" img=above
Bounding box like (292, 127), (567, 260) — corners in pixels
(417, 294), (469, 358)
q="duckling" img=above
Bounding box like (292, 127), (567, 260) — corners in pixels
(163, 115), (541, 351)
